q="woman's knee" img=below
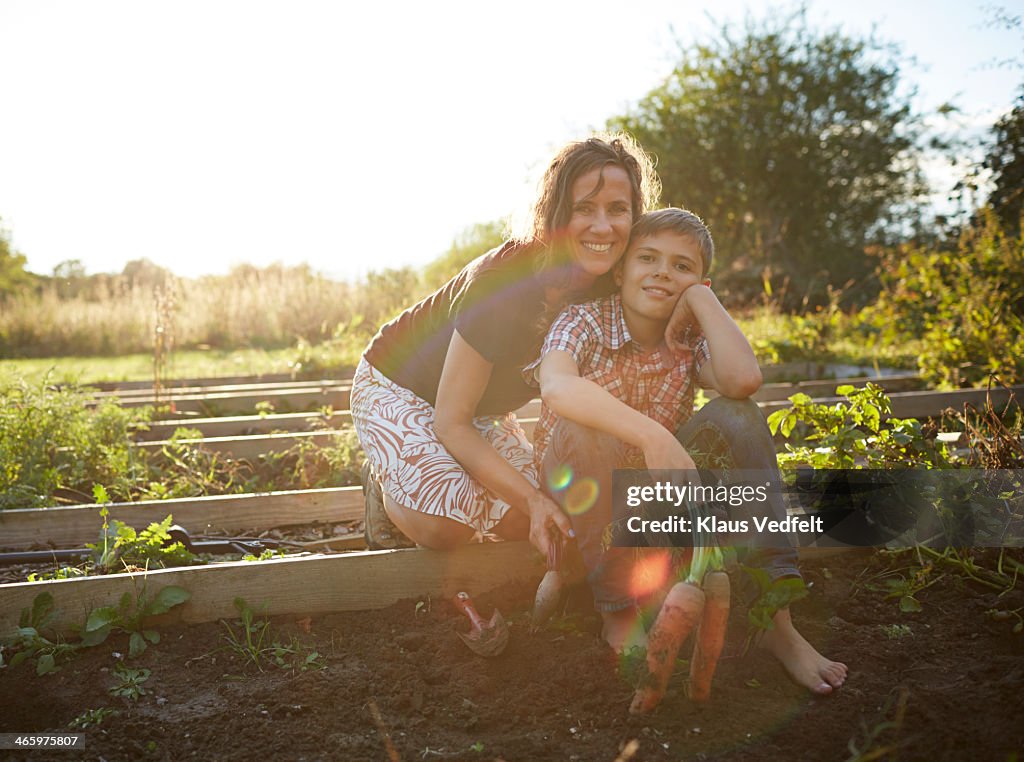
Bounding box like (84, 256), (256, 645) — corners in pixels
(383, 494), (475, 551)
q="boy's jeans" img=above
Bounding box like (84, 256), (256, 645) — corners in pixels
(540, 397), (800, 612)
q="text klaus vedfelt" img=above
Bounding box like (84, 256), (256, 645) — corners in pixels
(622, 480), (823, 535)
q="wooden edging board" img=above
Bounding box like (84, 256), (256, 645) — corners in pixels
(0, 488), (361, 550)
(137, 374), (925, 440)
(89, 385), (352, 414)
(759, 384), (1024, 419)
(0, 541), (859, 638)
(133, 386), (1021, 463)
(0, 541), (546, 637)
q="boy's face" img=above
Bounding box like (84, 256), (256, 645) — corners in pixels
(615, 231), (708, 322)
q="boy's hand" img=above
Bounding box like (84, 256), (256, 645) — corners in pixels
(526, 490), (574, 557)
(665, 282), (712, 356)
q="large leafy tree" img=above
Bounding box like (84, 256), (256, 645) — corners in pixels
(610, 11), (926, 304)
(984, 86), (1024, 236)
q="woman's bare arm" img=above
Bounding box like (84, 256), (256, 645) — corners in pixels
(434, 330), (573, 553)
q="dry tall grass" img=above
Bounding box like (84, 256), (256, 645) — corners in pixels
(0, 264), (423, 358)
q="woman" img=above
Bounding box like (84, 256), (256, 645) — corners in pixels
(350, 133), (660, 555)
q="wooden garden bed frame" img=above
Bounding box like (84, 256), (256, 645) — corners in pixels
(136, 374), (924, 440)
(134, 386), (1021, 463)
(0, 488), (361, 550)
(0, 542), (545, 636)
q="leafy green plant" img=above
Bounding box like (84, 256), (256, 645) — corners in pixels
(768, 383), (951, 469)
(80, 585), (191, 658)
(741, 566), (810, 649)
(89, 513), (198, 573)
(860, 212), (1024, 388)
(109, 662), (151, 700)
(0, 377), (149, 509)
(1, 592), (78, 675)
(68, 707), (117, 730)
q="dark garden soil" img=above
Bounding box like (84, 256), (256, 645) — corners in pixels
(2, 549), (1023, 762)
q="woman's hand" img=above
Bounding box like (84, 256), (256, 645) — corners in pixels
(642, 428), (697, 472)
(525, 490), (574, 557)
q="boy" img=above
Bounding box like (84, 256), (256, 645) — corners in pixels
(526, 208), (847, 695)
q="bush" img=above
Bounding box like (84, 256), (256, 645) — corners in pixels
(859, 211), (1024, 388)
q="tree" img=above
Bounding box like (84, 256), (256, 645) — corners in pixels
(609, 10), (926, 305)
(984, 86), (1024, 237)
(0, 219), (34, 297)
(421, 220), (507, 291)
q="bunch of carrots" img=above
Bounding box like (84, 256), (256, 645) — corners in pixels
(630, 529), (730, 714)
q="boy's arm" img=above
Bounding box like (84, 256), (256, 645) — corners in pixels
(681, 285), (762, 398)
(538, 350), (696, 471)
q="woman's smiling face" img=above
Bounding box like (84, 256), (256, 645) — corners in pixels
(563, 164), (634, 282)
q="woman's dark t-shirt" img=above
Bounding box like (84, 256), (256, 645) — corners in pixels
(362, 241), (548, 416)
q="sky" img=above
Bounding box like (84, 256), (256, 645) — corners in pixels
(0, 1), (1021, 282)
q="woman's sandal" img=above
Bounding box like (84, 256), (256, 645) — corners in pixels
(361, 461), (415, 550)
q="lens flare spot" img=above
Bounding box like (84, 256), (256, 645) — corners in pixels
(629, 550), (672, 599)
(564, 477), (599, 515)
(547, 464), (573, 492)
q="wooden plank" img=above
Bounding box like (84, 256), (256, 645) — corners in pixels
(0, 488), (362, 550)
(749, 373), (923, 402)
(0, 541), (545, 637)
(135, 401), (543, 459)
(137, 411), (348, 440)
(104, 386), (352, 414)
(134, 385), (1005, 464)
(86, 372), (321, 392)
(91, 378), (352, 400)
(759, 385), (1024, 419)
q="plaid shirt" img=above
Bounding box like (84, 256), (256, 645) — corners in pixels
(524, 293), (710, 467)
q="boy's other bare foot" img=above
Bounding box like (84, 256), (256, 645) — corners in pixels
(758, 608), (847, 695)
(601, 608), (647, 654)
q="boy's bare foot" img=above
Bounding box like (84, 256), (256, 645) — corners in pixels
(758, 608), (847, 695)
(601, 607), (647, 653)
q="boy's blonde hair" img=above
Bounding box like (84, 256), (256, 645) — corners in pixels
(630, 208), (714, 276)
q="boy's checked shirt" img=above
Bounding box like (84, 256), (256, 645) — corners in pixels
(523, 293), (711, 467)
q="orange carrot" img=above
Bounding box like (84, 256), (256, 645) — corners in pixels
(629, 581), (705, 715)
(687, 570), (731, 702)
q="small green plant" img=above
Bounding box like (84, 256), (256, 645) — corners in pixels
(221, 598), (274, 670)
(880, 623), (913, 639)
(741, 566), (809, 652)
(109, 662), (151, 700)
(469, 742), (485, 753)
(1, 592), (78, 675)
(220, 598), (324, 673)
(80, 584), (191, 658)
(68, 707), (117, 729)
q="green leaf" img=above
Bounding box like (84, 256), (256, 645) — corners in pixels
(899, 595), (922, 613)
(145, 585), (191, 616)
(835, 384), (856, 396)
(92, 484), (110, 505)
(85, 607), (119, 633)
(30, 592), (55, 629)
(79, 624), (112, 647)
(143, 630), (160, 644)
(36, 653), (57, 675)
(10, 651), (29, 667)
(128, 631), (147, 658)
(766, 409), (786, 435)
